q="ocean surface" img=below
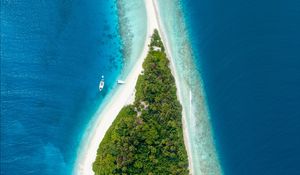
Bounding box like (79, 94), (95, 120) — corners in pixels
(117, 0), (147, 79)
(1, 0), (123, 174)
(156, 0), (222, 174)
(2, 0), (300, 175)
(181, 0), (300, 174)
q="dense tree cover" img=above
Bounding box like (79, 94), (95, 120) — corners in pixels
(93, 29), (189, 175)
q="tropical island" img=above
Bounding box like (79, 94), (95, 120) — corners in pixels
(74, 1), (220, 174)
(92, 30), (189, 174)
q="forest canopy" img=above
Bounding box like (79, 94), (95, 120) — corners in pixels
(93, 29), (189, 175)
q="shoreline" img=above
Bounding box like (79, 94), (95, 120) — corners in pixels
(73, 0), (160, 174)
(155, 0), (222, 174)
(152, 0), (194, 173)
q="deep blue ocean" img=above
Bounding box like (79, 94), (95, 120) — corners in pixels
(182, 0), (300, 174)
(1, 0), (122, 174)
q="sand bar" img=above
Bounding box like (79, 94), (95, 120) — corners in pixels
(73, 0), (193, 174)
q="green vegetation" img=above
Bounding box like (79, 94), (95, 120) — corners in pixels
(93, 29), (189, 175)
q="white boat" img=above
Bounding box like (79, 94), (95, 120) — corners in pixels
(99, 75), (104, 91)
(117, 80), (125, 84)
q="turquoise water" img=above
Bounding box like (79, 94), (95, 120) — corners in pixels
(3, 0), (299, 174)
(74, 0), (147, 172)
(117, 0), (147, 79)
(1, 0), (147, 174)
(1, 0), (122, 174)
(156, 0), (222, 174)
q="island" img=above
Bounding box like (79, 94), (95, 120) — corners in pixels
(92, 30), (189, 174)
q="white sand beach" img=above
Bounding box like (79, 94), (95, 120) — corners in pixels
(73, 0), (193, 174)
(151, 1), (194, 174)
